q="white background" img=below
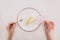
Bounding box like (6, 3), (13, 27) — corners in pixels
(0, 0), (60, 40)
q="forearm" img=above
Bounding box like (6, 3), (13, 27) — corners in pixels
(7, 37), (12, 40)
(46, 33), (52, 40)
(7, 34), (13, 40)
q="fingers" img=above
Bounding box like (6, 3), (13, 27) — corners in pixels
(49, 21), (54, 30)
(43, 21), (54, 31)
(43, 21), (49, 29)
(10, 22), (16, 29)
(43, 21), (49, 32)
(6, 22), (16, 31)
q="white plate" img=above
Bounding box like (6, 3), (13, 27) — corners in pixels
(17, 7), (42, 32)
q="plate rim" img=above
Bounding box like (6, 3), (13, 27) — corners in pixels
(17, 7), (41, 32)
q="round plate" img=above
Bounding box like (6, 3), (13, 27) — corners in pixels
(17, 7), (41, 32)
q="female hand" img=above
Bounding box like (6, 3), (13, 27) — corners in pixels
(6, 22), (16, 40)
(43, 21), (54, 40)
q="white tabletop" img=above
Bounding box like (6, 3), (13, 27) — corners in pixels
(0, 0), (60, 40)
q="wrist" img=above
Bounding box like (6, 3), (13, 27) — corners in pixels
(45, 30), (52, 40)
(46, 33), (52, 40)
(7, 33), (13, 40)
(7, 35), (12, 40)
